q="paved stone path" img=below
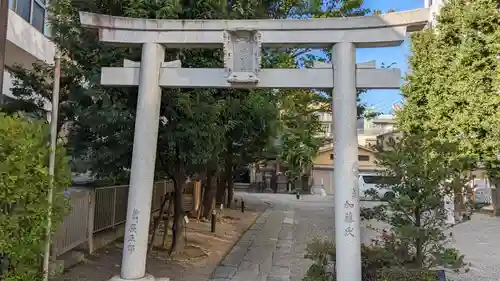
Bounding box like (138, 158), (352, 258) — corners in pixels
(211, 208), (294, 281)
(209, 193), (334, 281)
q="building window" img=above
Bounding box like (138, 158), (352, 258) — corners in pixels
(358, 155), (370, 162)
(11, 0), (46, 33)
(32, 0), (45, 32)
(329, 154), (333, 160)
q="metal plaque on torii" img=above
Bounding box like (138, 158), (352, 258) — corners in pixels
(223, 29), (262, 85)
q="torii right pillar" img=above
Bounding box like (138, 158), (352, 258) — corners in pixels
(332, 42), (361, 281)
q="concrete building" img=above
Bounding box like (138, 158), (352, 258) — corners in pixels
(316, 109), (397, 147)
(357, 113), (396, 147)
(2, 0), (54, 103)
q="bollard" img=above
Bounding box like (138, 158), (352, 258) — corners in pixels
(241, 200), (245, 213)
(211, 209), (216, 233)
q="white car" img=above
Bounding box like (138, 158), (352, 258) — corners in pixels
(359, 174), (397, 201)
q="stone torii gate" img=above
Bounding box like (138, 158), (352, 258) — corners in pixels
(79, 9), (429, 281)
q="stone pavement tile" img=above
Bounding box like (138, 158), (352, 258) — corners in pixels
(239, 230), (259, 243)
(213, 266), (238, 279)
(267, 276), (289, 281)
(269, 265), (290, 276)
(244, 246), (274, 262)
(278, 226), (293, 241)
(253, 212), (285, 245)
(239, 260), (259, 271)
(258, 255), (274, 274)
(272, 249), (292, 268)
(221, 243), (251, 267)
(251, 222), (265, 230)
(209, 279), (230, 281)
(254, 273), (269, 281)
(231, 267), (259, 281)
(277, 239), (293, 248)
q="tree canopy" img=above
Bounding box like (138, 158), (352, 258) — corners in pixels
(398, 0), (500, 178)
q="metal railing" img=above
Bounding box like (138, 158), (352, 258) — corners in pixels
(51, 180), (173, 258)
(51, 190), (90, 258)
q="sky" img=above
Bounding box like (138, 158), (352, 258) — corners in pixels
(356, 0), (424, 114)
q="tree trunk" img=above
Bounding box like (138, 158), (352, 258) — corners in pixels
(491, 177), (500, 216)
(271, 166), (278, 193)
(226, 150), (234, 208)
(169, 173), (186, 255)
(215, 174), (226, 207)
(191, 181), (202, 216)
(162, 197), (173, 248)
(414, 207), (423, 268)
(202, 169), (216, 218)
(148, 192), (170, 254)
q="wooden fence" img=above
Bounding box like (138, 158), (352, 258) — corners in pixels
(51, 180), (193, 259)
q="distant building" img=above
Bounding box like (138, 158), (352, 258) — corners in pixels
(314, 108), (399, 148)
(311, 144), (382, 194)
(358, 111), (396, 148)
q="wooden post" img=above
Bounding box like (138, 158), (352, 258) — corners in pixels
(492, 179), (500, 216)
(192, 181), (201, 214)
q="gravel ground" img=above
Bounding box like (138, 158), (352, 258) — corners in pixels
(234, 192), (500, 281)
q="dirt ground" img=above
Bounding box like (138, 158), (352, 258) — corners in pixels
(53, 204), (262, 281)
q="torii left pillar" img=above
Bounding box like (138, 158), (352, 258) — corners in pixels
(111, 43), (169, 281)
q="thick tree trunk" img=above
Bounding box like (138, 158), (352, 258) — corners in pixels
(202, 169), (216, 218)
(169, 173), (186, 254)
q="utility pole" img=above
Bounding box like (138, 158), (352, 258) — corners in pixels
(0, 0), (9, 104)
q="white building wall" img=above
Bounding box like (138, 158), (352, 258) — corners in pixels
(2, 71), (15, 100)
(2, 5), (54, 103)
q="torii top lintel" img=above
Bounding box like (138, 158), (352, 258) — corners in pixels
(78, 9), (429, 48)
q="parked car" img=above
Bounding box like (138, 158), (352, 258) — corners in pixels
(359, 174), (398, 201)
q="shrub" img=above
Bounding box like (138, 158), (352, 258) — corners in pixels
(303, 239), (396, 281)
(0, 113), (70, 281)
(376, 268), (440, 281)
(302, 237), (444, 281)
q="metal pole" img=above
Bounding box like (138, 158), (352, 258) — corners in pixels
(332, 42), (361, 281)
(0, 0), (10, 104)
(42, 51), (61, 281)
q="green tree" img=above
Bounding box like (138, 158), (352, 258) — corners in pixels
(278, 89), (327, 190)
(362, 132), (467, 269)
(0, 113), (70, 281)
(398, 0), (500, 181)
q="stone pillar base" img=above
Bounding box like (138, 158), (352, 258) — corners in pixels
(109, 274), (169, 281)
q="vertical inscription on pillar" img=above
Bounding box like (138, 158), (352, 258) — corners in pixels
(127, 208), (140, 253)
(352, 161), (359, 201)
(343, 201), (355, 237)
